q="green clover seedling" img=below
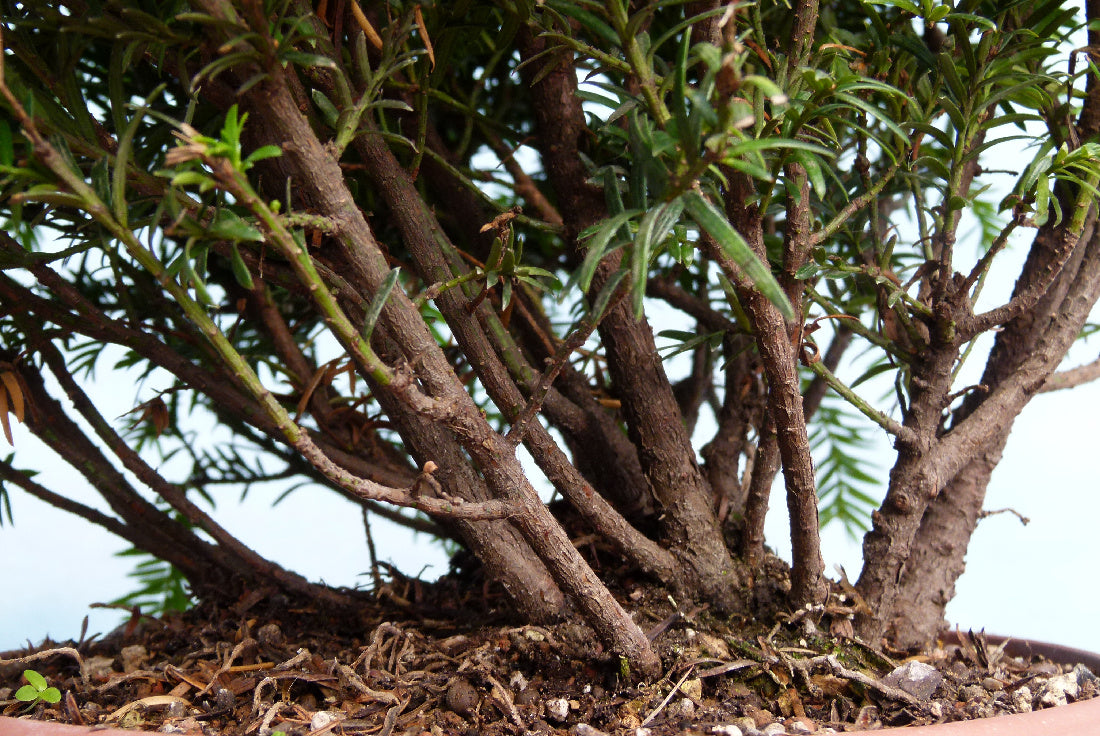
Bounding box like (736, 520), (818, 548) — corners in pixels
(15, 669), (61, 707)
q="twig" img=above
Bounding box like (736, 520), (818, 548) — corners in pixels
(641, 666), (695, 727)
(483, 672), (525, 728)
(1040, 354), (1100, 392)
(334, 662), (401, 704)
(806, 358), (915, 442)
(0, 647), (88, 687)
(377, 699), (405, 736)
(978, 507), (1030, 525)
(962, 214), (1088, 340)
(811, 654), (920, 706)
(809, 161), (902, 247)
(506, 289), (625, 445)
(363, 507), (384, 591)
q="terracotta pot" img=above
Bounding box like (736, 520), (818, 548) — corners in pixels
(1, 635), (1096, 735)
(844, 634), (1100, 734)
(0, 719), (136, 736)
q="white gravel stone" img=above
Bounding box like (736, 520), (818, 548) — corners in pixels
(709, 726), (743, 736)
(671, 696), (695, 718)
(1038, 672), (1080, 707)
(546, 697), (571, 722)
(881, 660), (943, 700)
(309, 710), (341, 731)
(1012, 685), (1033, 713)
(1072, 664), (1098, 685)
(572, 724), (610, 736)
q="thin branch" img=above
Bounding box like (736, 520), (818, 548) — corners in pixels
(1040, 354), (1100, 392)
(484, 131), (563, 228)
(802, 326), (853, 422)
(291, 432), (520, 520)
(806, 358), (915, 442)
(710, 173), (826, 605)
(361, 499), (448, 538)
(960, 214), (1024, 294)
(507, 287), (626, 446)
(0, 459), (133, 541)
(647, 274), (743, 334)
(808, 161), (903, 248)
(741, 424), (779, 567)
(786, 0), (821, 78)
(978, 507), (1030, 525)
(961, 226), (1083, 338)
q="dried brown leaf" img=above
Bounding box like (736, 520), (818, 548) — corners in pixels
(1, 370), (24, 421)
(350, 1), (383, 50)
(0, 381), (12, 445)
(120, 396), (171, 437)
(414, 6), (435, 71)
(295, 358), (342, 422)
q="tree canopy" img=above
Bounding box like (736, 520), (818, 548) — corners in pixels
(2, 0), (1099, 676)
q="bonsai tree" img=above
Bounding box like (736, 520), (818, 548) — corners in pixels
(2, 0), (1098, 677)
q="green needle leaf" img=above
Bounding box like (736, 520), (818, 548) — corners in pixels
(682, 190), (794, 320)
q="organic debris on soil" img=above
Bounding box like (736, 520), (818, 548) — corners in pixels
(1, 578), (1098, 736)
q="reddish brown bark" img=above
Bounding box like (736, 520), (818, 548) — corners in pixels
(517, 27), (747, 613)
(874, 7), (1100, 643)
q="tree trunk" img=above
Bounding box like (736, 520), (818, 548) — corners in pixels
(885, 443), (1003, 649)
(885, 218), (1100, 647)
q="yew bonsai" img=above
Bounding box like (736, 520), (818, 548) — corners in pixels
(1, 0), (1099, 678)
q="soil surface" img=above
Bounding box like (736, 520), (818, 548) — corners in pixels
(1, 572), (1098, 736)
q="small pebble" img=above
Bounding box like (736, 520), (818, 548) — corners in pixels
(881, 660), (943, 700)
(1012, 686), (1032, 713)
(745, 706), (775, 728)
(214, 687), (234, 711)
(671, 696), (695, 718)
(445, 678), (479, 717)
(959, 684), (986, 702)
(546, 697), (571, 722)
(854, 705), (880, 729)
(946, 661), (971, 680)
(572, 725), (610, 736)
(309, 711), (341, 731)
(982, 677), (1003, 691)
(784, 718), (814, 734)
(1032, 661), (1060, 676)
(709, 725), (743, 736)
(120, 644), (149, 673)
(1073, 664), (1098, 685)
(680, 678), (703, 701)
(761, 723), (787, 736)
(734, 716), (757, 732)
(257, 623), (284, 647)
(1038, 672), (1079, 707)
